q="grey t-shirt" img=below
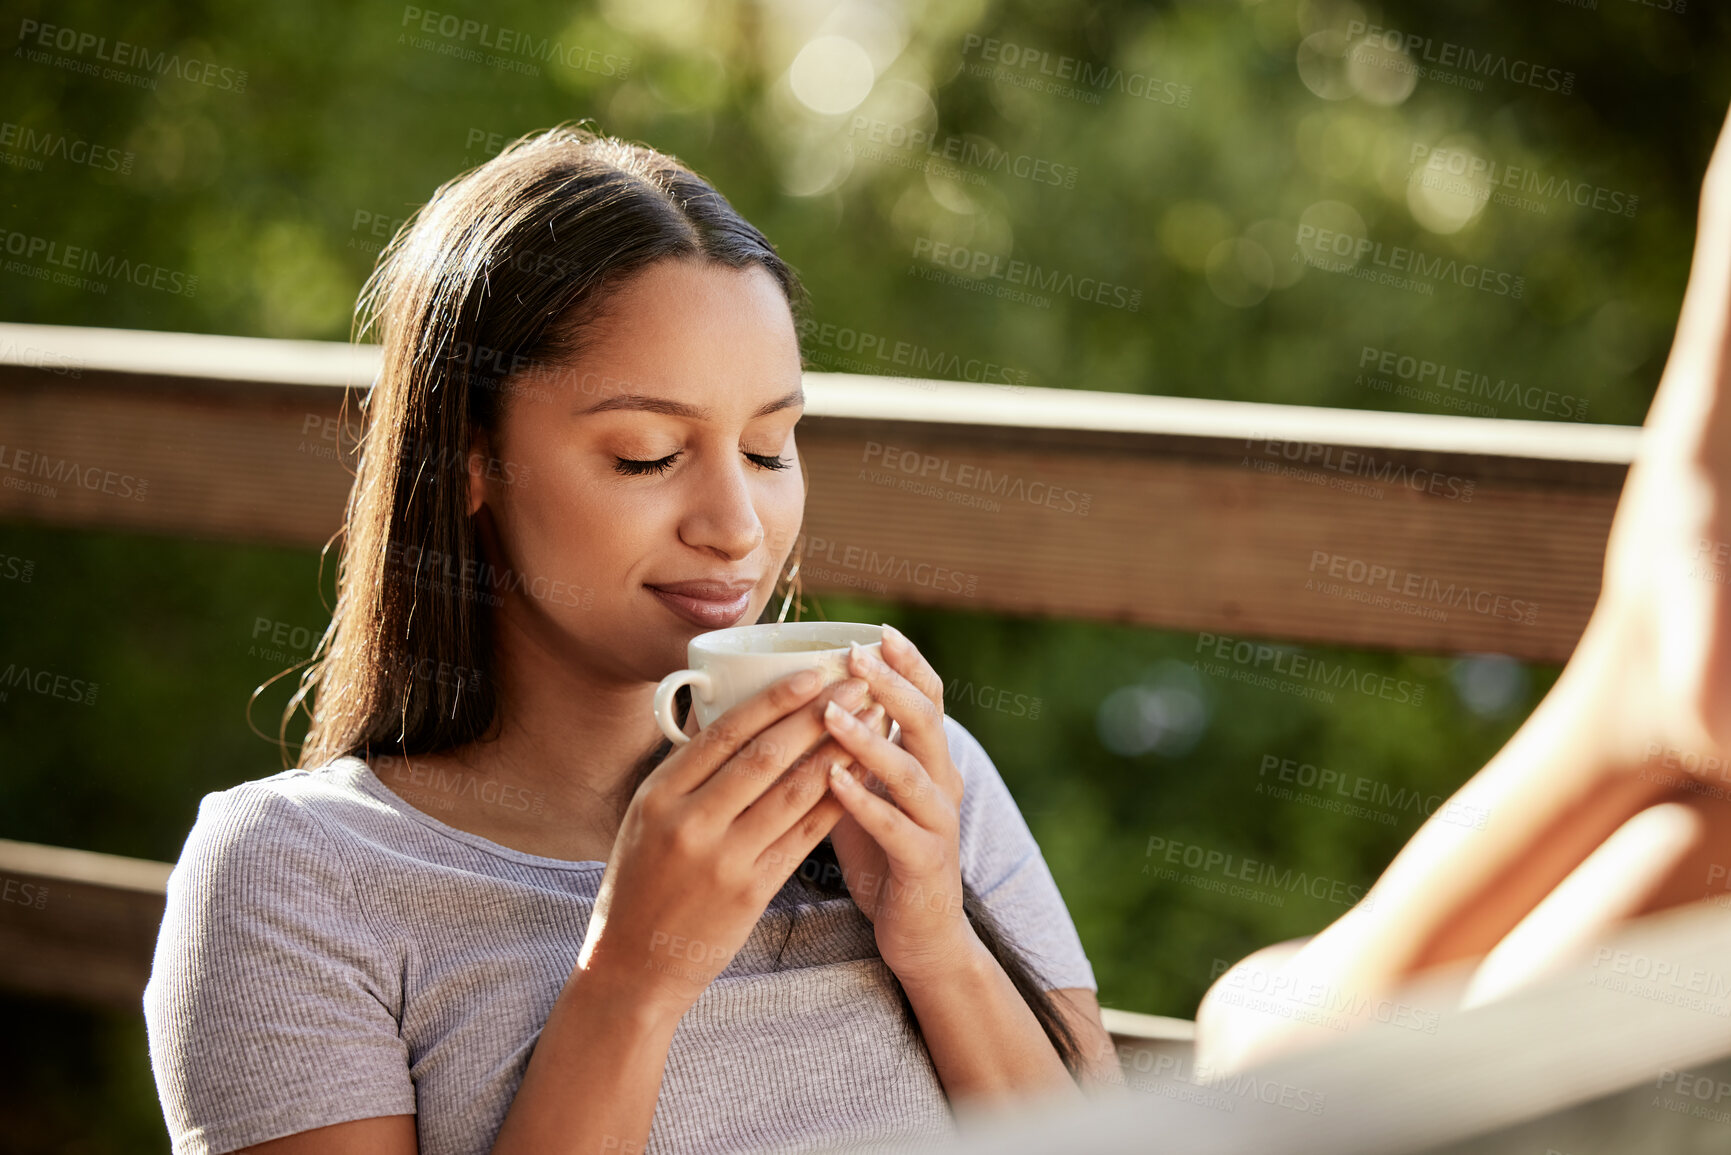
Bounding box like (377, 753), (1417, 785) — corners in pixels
(143, 714), (1096, 1155)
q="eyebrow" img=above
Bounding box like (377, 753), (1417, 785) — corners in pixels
(579, 387), (805, 421)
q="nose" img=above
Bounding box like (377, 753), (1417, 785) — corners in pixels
(678, 447), (766, 559)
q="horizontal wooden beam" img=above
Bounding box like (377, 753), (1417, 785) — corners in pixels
(0, 323), (1637, 661)
(0, 838), (170, 1010)
(0, 836), (1198, 1055)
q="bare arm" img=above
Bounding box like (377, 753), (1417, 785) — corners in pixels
(487, 965), (682, 1155)
(237, 979), (1119, 1154)
(1049, 987), (1125, 1091)
(897, 934), (1090, 1110)
(235, 1114), (417, 1154)
(818, 633), (1118, 1107)
(237, 672), (879, 1155)
(1200, 98), (1731, 1074)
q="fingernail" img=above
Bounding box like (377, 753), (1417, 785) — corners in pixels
(792, 668), (822, 693)
(829, 763), (850, 787)
(825, 699), (858, 727)
(881, 623), (903, 650)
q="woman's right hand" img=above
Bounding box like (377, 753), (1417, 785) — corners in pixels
(573, 668), (871, 1020)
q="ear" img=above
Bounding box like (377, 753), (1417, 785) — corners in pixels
(466, 427), (491, 518)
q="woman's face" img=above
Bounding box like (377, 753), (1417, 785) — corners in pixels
(467, 258), (806, 685)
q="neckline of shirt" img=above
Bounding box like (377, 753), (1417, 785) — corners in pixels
(329, 755), (610, 873)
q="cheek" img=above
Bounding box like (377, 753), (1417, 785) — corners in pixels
(492, 470), (624, 575)
(763, 470), (807, 553)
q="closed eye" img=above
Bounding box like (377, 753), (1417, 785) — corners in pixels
(613, 450), (792, 477)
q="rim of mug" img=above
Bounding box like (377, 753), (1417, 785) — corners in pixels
(688, 620), (883, 656)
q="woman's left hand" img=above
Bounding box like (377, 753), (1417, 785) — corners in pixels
(820, 624), (978, 985)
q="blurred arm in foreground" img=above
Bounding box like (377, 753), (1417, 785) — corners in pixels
(1200, 97), (1731, 1074)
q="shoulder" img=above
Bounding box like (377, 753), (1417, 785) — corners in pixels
(938, 712), (1001, 792)
(175, 766), (351, 861)
(933, 715), (1039, 890)
(148, 764), (403, 1017)
(931, 715), (1098, 991)
(164, 764), (384, 924)
(146, 771), (415, 1153)
(935, 713), (1019, 832)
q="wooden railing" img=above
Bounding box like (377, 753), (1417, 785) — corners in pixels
(0, 837), (1194, 1058)
(0, 322), (1641, 1058)
(0, 322), (1635, 662)
(0, 838), (172, 1010)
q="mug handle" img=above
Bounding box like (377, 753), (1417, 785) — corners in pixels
(654, 668), (713, 746)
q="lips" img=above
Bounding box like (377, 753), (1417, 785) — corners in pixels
(646, 579), (758, 628)
(649, 579), (758, 599)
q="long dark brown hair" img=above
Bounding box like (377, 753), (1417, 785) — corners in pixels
(268, 122), (1085, 1079)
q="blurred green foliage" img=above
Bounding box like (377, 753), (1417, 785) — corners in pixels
(1, 0), (1727, 1149)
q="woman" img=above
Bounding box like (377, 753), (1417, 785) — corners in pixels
(142, 126), (1118, 1155)
(1199, 99), (1731, 1076)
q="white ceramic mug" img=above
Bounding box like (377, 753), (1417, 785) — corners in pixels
(653, 621), (891, 746)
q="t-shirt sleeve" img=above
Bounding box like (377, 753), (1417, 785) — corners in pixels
(143, 780), (416, 1155)
(944, 715), (1097, 992)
